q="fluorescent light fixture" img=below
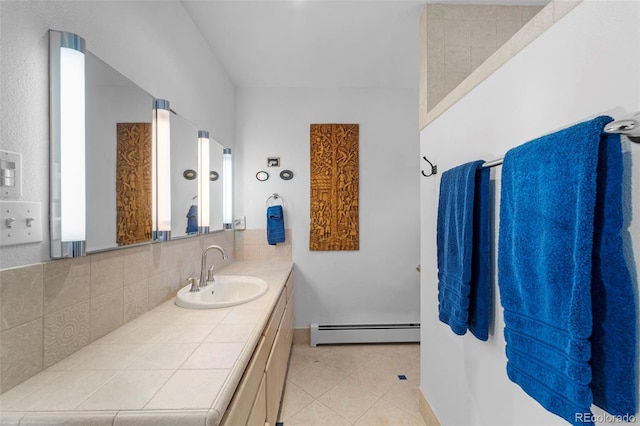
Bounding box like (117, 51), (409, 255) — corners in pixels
(198, 130), (210, 233)
(49, 30), (86, 258)
(223, 148), (233, 229)
(152, 99), (171, 241)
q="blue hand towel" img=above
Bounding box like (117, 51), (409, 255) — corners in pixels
(498, 116), (636, 425)
(186, 205), (198, 234)
(437, 160), (491, 341)
(267, 205), (285, 245)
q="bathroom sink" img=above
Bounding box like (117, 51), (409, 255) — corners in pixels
(175, 275), (268, 309)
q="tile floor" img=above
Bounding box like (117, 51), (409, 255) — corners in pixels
(278, 343), (424, 425)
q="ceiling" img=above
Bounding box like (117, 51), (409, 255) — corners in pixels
(181, 0), (426, 89)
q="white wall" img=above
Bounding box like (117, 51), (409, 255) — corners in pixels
(420, 1), (640, 425)
(236, 87), (421, 328)
(0, 0), (235, 269)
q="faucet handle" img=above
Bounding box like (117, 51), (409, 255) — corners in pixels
(187, 277), (200, 292)
(206, 266), (216, 283)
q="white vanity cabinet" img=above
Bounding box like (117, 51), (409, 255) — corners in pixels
(221, 271), (294, 426)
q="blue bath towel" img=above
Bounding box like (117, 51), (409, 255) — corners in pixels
(437, 160), (491, 341)
(498, 116), (636, 425)
(186, 205), (198, 234)
(267, 205), (285, 245)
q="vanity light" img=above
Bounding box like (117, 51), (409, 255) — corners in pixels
(49, 30), (86, 258)
(152, 99), (171, 241)
(223, 148), (233, 229)
(198, 130), (210, 234)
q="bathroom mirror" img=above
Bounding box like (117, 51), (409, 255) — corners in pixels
(81, 49), (225, 253)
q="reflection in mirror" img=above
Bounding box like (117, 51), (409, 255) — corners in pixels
(170, 114), (226, 238)
(85, 51), (154, 252)
(210, 139), (224, 231)
(80, 47), (226, 254)
(170, 112), (198, 239)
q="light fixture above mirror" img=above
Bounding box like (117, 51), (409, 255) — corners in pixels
(49, 29), (87, 258)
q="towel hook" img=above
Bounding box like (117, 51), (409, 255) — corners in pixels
(191, 195), (198, 206)
(266, 193), (285, 207)
(422, 156), (438, 177)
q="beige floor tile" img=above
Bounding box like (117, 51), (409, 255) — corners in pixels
(288, 363), (346, 398)
(315, 345), (374, 375)
(317, 374), (379, 422)
(287, 345), (327, 378)
(366, 351), (420, 377)
(278, 380), (314, 421)
(355, 398), (425, 426)
(382, 381), (423, 419)
(285, 400), (351, 426)
(344, 367), (399, 398)
(282, 344), (423, 425)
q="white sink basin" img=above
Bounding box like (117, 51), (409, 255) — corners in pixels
(175, 275), (268, 309)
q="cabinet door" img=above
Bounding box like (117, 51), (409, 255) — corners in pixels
(221, 336), (268, 426)
(265, 305), (294, 425)
(247, 374), (267, 426)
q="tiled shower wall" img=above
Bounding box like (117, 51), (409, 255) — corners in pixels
(424, 4), (544, 111)
(0, 231), (234, 393)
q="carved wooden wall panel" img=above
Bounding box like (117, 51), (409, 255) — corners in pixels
(309, 123), (359, 251)
(116, 123), (152, 246)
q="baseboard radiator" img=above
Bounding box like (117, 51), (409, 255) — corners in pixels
(310, 322), (420, 347)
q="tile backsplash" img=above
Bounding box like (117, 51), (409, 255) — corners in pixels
(234, 229), (292, 262)
(0, 231), (236, 393)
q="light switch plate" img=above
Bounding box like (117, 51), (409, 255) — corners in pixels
(0, 150), (22, 197)
(0, 201), (43, 246)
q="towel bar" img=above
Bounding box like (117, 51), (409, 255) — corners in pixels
(480, 114), (640, 169)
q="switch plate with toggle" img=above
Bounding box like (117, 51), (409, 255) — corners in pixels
(0, 201), (42, 246)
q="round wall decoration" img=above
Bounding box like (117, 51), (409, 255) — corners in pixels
(256, 171), (269, 181)
(183, 169), (197, 180)
(280, 170), (294, 180)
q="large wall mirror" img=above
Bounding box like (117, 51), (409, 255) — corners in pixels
(52, 30), (227, 256)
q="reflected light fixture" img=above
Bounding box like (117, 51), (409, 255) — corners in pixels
(198, 130), (210, 234)
(152, 99), (171, 241)
(49, 30), (86, 258)
(223, 148), (233, 229)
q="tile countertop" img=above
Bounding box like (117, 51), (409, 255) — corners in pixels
(0, 260), (294, 426)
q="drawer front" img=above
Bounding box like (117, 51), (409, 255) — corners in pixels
(264, 288), (285, 351)
(221, 336), (268, 426)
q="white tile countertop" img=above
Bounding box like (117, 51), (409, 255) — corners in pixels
(0, 260), (294, 426)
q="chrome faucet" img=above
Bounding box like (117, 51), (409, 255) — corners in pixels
(199, 244), (228, 290)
